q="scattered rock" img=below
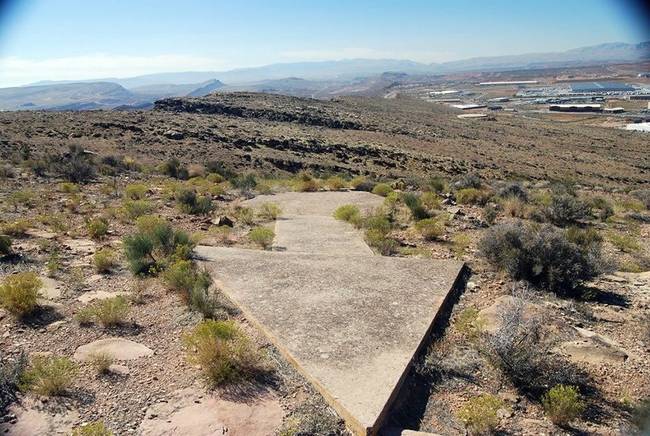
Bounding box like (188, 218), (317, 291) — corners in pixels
(108, 364), (130, 376)
(74, 338), (154, 362)
(557, 327), (629, 364)
(163, 129), (184, 140)
(39, 277), (63, 300)
(25, 229), (57, 239)
(138, 387), (283, 436)
(212, 216), (235, 227)
(0, 399), (79, 435)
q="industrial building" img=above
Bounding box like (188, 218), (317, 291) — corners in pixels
(569, 82), (635, 93)
(549, 104), (602, 112)
(451, 103), (486, 110)
(479, 80), (538, 86)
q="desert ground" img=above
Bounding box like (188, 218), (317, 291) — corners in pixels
(1, 92), (649, 435)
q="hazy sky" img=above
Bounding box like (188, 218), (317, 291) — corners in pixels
(0, 0), (647, 87)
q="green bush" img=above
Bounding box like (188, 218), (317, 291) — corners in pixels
(294, 172), (320, 192)
(159, 157), (188, 180)
(175, 187), (213, 215)
(608, 232), (640, 253)
(427, 176), (448, 193)
(542, 384), (585, 426)
(233, 206), (255, 225)
(325, 176), (346, 191)
(0, 235), (12, 256)
(420, 192), (441, 210)
(93, 248), (117, 273)
(88, 352), (113, 375)
(546, 194), (590, 226)
(415, 218), (445, 241)
(458, 394), (504, 434)
(77, 296), (130, 327)
(0, 272), (42, 317)
(402, 193), (429, 220)
(230, 173), (257, 193)
(249, 227), (275, 249)
(50, 145), (96, 183)
(123, 216), (195, 275)
(371, 183), (393, 197)
(122, 199), (153, 220)
(258, 202), (282, 220)
(1, 219), (31, 236)
(365, 229), (398, 255)
(124, 183), (148, 200)
(71, 421), (114, 436)
(86, 217), (109, 240)
(333, 204), (361, 225)
(479, 221), (605, 294)
(20, 355), (77, 396)
(183, 320), (260, 386)
(457, 188), (492, 205)
(496, 182), (528, 201)
(163, 260), (196, 293)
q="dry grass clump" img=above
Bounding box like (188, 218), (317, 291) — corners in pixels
(333, 204), (361, 226)
(20, 355), (77, 396)
(0, 272), (42, 317)
(1, 219), (31, 236)
(325, 176), (346, 191)
(88, 352), (114, 375)
(371, 183), (393, 197)
(249, 227), (275, 249)
(415, 217), (445, 241)
(293, 172), (320, 192)
(93, 248), (118, 273)
(456, 188), (492, 206)
(183, 320), (262, 386)
(163, 260), (219, 317)
(122, 199), (154, 220)
(86, 217), (109, 240)
(542, 384), (585, 426)
(458, 394), (504, 434)
(71, 421), (114, 436)
(76, 296), (130, 327)
(257, 202), (282, 220)
(124, 183), (148, 200)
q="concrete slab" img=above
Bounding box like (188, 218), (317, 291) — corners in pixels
(73, 338), (154, 362)
(244, 191), (384, 216)
(197, 246), (463, 435)
(198, 192), (464, 435)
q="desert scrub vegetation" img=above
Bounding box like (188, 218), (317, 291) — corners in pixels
(257, 202), (282, 220)
(325, 175), (346, 191)
(0, 235), (12, 256)
(333, 204), (361, 226)
(123, 183), (148, 200)
(479, 221), (605, 295)
(542, 384), (585, 426)
(230, 173), (257, 195)
(249, 227), (275, 249)
(93, 248), (118, 273)
(183, 319), (261, 386)
(122, 199), (154, 220)
(454, 307), (485, 341)
(451, 232), (471, 257)
(49, 144), (96, 183)
(545, 193), (590, 226)
(1, 219), (31, 237)
(88, 352), (114, 375)
(456, 188), (492, 206)
(174, 187), (214, 215)
(123, 216), (195, 275)
(86, 216), (109, 240)
(159, 157), (189, 180)
(363, 213), (397, 255)
(163, 260), (219, 317)
(371, 183), (393, 197)
(76, 296), (130, 327)
(415, 217), (445, 241)
(20, 355), (77, 396)
(71, 421), (114, 436)
(402, 192), (430, 220)
(607, 231), (641, 253)
(457, 393), (504, 434)
(293, 172), (320, 192)
(1, 351), (26, 413)
(0, 272), (42, 317)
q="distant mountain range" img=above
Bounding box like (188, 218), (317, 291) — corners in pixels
(1, 41), (647, 111)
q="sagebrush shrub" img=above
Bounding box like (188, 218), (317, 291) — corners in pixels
(0, 235), (12, 256)
(325, 176), (346, 191)
(84, 296), (130, 327)
(183, 320), (261, 386)
(371, 183), (393, 197)
(93, 248), (117, 273)
(230, 173), (257, 194)
(333, 204), (361, 225)
(71, 421), (114, 436)
(124, 183), (148, 200)
(542, 384), (585, 426)
(258, 202), (282, 220)
(497, 182), (528, 201)
(249, 227), (275, 249)
(546, 194), (590, 226)
(630, 189), (650, 209)
(87, 217), (109, 240)
(159, 158), (188, 180)
(458, 394), (504, 434)
(457, 188), (492, 206)
(402, 193), (429, 220)
(479, 221), (604, 294)
(50, 145), (96, 183)
(122, 199), (153, 220)
(20, 355), (77, 396)
(175, 187), (213, 215)
(0, 272), (42, 317)
(163, 260), (196, 293)
(420, 192), (441, 210)
(453, 173), (482, 190)
(415, 218), (444, 241)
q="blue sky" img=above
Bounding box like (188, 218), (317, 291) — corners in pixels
(0, 0), (647, 86)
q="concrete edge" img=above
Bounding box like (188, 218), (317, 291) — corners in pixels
(370, 263), (468, 434)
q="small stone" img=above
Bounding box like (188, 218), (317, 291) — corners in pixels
(466, 281), (477, 291)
